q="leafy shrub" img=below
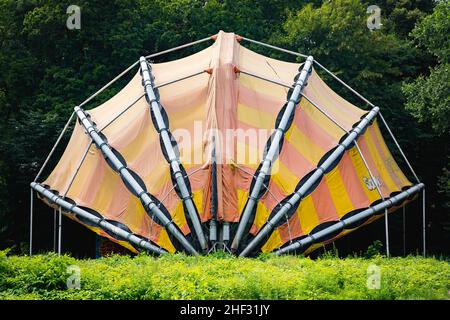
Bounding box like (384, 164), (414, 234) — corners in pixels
(0, 252), (448, 300)
(364, 240), (384, 259)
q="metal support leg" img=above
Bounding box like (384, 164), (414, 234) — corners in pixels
(53, 207), (57, 252)
(354, 141), (389, 257)
(58, 206), (62, 256)
(403, 205), (406, 256)
(29, 188), (33, 256)
(422, 188), (426, 257)
(384, 208), (390, 257)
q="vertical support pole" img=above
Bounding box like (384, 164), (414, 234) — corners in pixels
(222, 222), (230, 244)
(354, 141), (389, 257)
(53, 207), (57, 252)
(209, 137), (218, 245)
(29, 188), (33, 256)
(422, 188), (426, 257)
(95, 235), (101, 259)
(58, 206), (62, 256)
(403, 205), (406, 256)
(384, 208), (390, 257)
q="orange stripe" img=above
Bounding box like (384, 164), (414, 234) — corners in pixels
(278, 212), (302, 243)
(238, 83), (285, 115)
(310, 179), (340, 223)
(370, 123), (410, 187)
(236, 119), (315, 178)
(357, 135), (391, 198)
(336, 150), (371, 209)
(366, 125), (401, 190)
(295, 101), (342, 150)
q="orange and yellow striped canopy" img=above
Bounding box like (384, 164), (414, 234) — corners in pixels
(40, 31), (412, 254)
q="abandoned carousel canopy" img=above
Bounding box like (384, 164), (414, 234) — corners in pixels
(31, 31), (424, 257)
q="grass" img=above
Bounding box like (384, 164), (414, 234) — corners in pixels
(0, 250), (449, 300)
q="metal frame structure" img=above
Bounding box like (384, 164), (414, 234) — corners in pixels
(29, 37), (215, 256)
(274, 183), (424, 255)
(231, 55), (314, 252)
(140, 57), (208, 252)
(239, 106), (380, 257)
(74, 105), (198, 255)
(238, 36), (425, 257)
(30, 33), (425, 258)
(30, 182), (167, 255)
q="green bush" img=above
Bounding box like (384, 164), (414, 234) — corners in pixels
(364, 240), (384, 259)
(0, 250), (448, 300)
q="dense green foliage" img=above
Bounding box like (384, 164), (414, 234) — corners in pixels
(0, 251), (448, 300)
(0, 0), (448, 255)
(403, 1), (449, 135)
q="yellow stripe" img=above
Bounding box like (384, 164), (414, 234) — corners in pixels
(65, 147), (99, 199)
(237, 103), (276, 130)
(324, 166), (354, 218)
(298, 98), (343, 141)
(371, 122), (411, 187)
(307, 74), (351, 128)
(192, 189), (203, 216)
(126, 196), (150, 230)
(117, 240), (139, 254)
(119, 120), (157, 162)
(239, 73), (288, 100)
(303, 243), (325, 255)
(253, 201), (271, 231)
(171, 200), (189, 231)
(236, 140), (264, 169)
(261, 230), (283, 253)
(145, 162), (171, 194)
(296, 195), (319, 235)
(168, 103), (206, 130)
(90, 167), (121, 212)
(271, 159), (302, 195)
(308, 70), (364, 124)
(287, 124), (325, 165)
(363, 128), (399, 193)
(237, 189), (249, 216)
(348, 146), (380, 203)
(157, 229), (176, 253)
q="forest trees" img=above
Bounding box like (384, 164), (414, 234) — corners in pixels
(402, 2), (450, 235)
(0, 0), (447, 254)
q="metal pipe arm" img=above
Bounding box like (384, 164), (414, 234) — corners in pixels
(139, 57), (208, 252)
(231, 56), (314, 252)
(239, 106), (380, 257)
(74, 106), (198, 255)
(275, 183), (424, 255)
(30, 182), (167, 255)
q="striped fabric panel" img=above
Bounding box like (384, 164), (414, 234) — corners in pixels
(54, 76), (210, 252)
(369, 122), (411, 188)
(260, 123), (412, 253)
(304, 70), (365, 130)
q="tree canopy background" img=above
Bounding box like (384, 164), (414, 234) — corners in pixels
(0, 0), (448, 257)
